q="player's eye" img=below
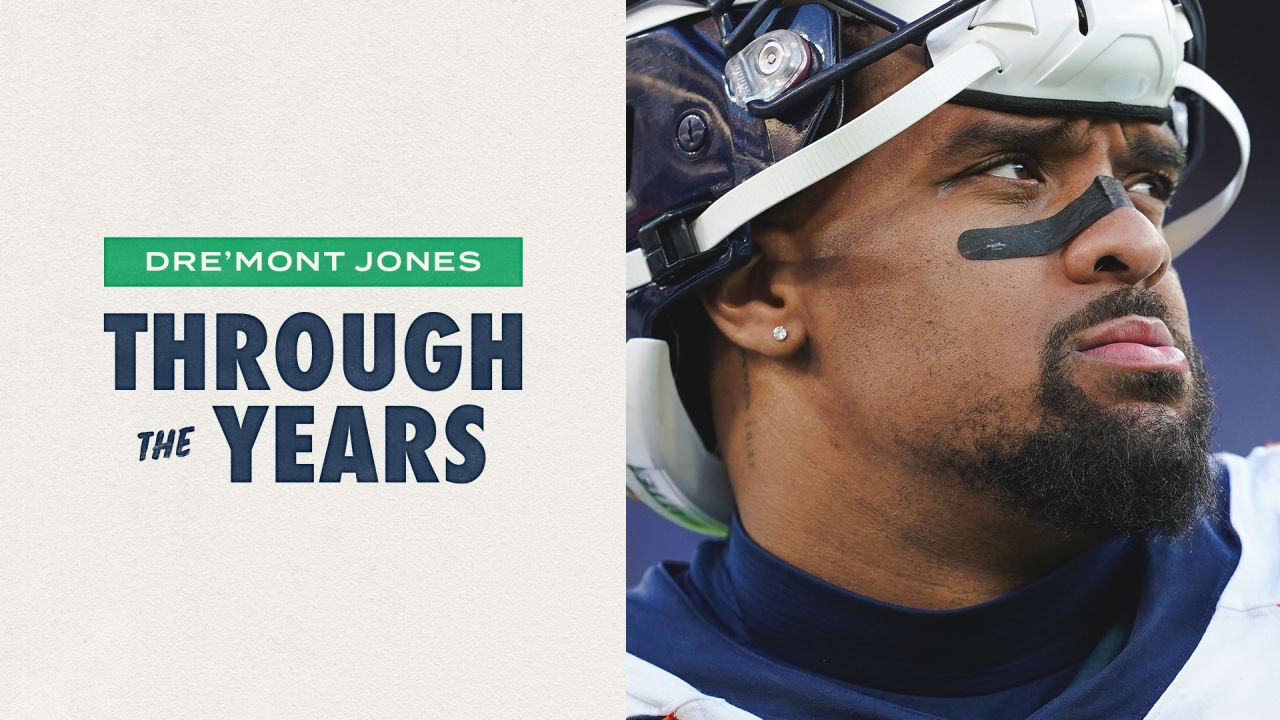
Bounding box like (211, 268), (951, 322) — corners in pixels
(1126, 174), (1176, 203)
(941, 152), (1046, 200)
(984, 161), (1036, 181)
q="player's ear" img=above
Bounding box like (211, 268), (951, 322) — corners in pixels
(701, 250), (806, 358)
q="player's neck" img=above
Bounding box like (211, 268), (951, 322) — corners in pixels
(732, 446), (1108, 611)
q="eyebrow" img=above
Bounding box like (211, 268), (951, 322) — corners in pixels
(928, 117), (1086, 164)
(929, 116), (1188, 173)
(1124, 133), (1188, 173)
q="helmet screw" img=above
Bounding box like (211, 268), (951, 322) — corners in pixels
(676, 112), (708, 154)
(757, 39), (784, 75)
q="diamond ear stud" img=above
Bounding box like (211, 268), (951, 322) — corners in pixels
(772, 325), (788, 342)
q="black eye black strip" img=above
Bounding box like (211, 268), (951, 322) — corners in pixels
(957, 175), (1134, 260)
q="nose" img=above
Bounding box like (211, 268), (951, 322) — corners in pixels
(1060, 206), (1171, 288)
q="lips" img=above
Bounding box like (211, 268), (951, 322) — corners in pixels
(1074, 315), (1189, 372)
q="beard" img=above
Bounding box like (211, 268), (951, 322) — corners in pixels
(914, 287), (1218, 537)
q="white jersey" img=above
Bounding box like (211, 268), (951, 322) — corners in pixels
(1145, 447), (1280, 718)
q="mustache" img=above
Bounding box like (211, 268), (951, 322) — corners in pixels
(1044, 287), (1188, 361)
(1040, 287), (1201, 408)
(1055, 287), (1176, 340)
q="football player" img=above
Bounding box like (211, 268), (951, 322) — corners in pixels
(625, 1), (1272, 717)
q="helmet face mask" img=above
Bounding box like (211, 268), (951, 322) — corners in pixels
(625, 0), (1248, 535)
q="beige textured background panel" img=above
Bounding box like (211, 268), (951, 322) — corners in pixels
(0, 2), (622, 717)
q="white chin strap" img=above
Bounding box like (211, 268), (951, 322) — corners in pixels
(624, 47), (1250, 292)
(625, 42), (1003, 292)
(1163, 62), (1251, 257)
(692, 42), (1004, 261)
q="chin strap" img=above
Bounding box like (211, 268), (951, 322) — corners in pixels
(624, 42), (1003, 292)
(690, 42), (1004, 253)
(1163, 63), (1251, 257)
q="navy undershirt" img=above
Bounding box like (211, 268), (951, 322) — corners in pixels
(628, 469), (1240, 719)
